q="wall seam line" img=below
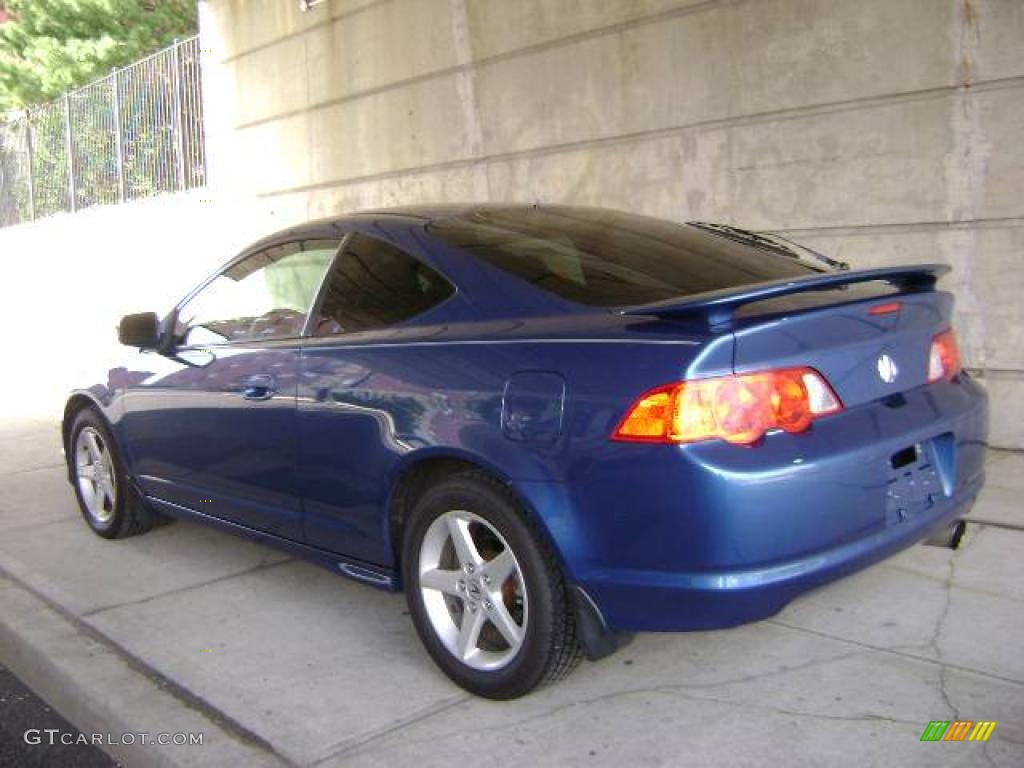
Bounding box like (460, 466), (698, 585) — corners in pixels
(251, 76), (1024, 198)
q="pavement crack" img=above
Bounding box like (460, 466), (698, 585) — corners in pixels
(0, 516), (78, 535)
(660, 688), (921, 728)
(340, 678), (921, 763)
(931, 552), (960, 720)
(0, 462), (66, 476)
(768, 619), (1024, 688)
(307, 693), (470, 766)
(517, 684), (919, 734)
(80, 556), (294, 617)
(331, 649), (876, 761)
(981, 739), (999, 768)
(880, 550), (1024, 605)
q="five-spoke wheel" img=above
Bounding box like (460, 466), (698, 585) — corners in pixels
(403, 471), (581, 698)
(74, 425), (117, 525)
(418, 510), (528, 671)
(68, 407), (164, 538)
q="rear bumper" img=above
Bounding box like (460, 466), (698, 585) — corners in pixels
(580, 473), (981, 631)
(520, 374), (989, 633)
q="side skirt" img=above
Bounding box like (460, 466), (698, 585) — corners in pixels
(146, 496), (399, 592)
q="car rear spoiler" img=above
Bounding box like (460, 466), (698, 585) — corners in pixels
(618, 264), (950, 329)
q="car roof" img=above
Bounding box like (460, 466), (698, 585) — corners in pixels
(236, 204), (503, 254)
(253, 203), (605, 241)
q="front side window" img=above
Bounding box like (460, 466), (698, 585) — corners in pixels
(177, 239), (339, 346)
(312, 235), (453, 336)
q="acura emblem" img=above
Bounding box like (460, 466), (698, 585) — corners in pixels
(877, 353), (899, 384)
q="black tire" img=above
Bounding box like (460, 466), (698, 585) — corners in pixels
(402, 471), (582, 699)
(68, 408), (166, 539)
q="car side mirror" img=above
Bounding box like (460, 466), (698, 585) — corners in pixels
(118, 312), (160, 349)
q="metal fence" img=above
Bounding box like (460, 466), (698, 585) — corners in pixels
(0, 35), (205, 227)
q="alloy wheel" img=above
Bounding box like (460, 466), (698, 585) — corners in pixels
(418, 510), (528, 671)
(75, 426), (117, 524)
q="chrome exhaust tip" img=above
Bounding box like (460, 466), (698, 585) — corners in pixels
(924, 519), (967, 550)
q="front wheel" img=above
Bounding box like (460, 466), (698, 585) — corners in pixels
(402, 471), (581, 699)
(69, 408), (165, 539)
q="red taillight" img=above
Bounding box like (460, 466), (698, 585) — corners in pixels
(612, 367), (843, 446)
(868, 302), (902, 316)
(928, 329), (961, 383)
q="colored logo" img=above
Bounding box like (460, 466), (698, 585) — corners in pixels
(921, 721), (997, 742)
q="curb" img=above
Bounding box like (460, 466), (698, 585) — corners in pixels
(0, 571), (293, 768)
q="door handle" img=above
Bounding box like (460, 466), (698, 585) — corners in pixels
(241, 374), (277, 401)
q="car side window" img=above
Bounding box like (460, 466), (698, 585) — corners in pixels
(312, 235), (453, 336)
(176, 239), (339, 346)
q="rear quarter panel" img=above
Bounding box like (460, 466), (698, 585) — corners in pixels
(295, 321), (729, 570)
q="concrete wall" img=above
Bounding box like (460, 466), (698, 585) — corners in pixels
(198, 0), (1024, 447)
(8, 0), (1017, 445)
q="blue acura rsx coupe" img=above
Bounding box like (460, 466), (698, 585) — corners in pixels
(63, 205), (988, 698)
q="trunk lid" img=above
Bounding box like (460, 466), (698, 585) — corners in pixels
(731, 290), (952, 409)
(618, 264), (952, 409)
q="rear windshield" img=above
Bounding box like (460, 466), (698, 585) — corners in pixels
(427, 207), (824, 307)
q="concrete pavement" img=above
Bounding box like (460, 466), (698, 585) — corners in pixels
(0, 417), (1021, 767)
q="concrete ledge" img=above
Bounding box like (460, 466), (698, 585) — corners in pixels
(0, 569), (291, 768)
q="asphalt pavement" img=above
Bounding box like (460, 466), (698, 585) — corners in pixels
(0, 663), (117, 768)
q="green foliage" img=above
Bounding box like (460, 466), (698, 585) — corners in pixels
(0, 0), (197, 110)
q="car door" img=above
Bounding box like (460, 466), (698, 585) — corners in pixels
(298, 232), (457, 564)
(121, 237), (340, 539)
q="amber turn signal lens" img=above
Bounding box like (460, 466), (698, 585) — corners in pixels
(613, 367), (842, 446)
(611, 387), (678, 440)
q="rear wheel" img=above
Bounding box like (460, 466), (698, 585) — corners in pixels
(69, 408), (164, 539)
(402, 471), (581, 698)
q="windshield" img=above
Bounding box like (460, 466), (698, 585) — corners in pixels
(427, 207), (825, 307)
